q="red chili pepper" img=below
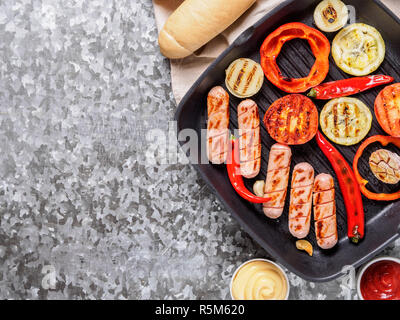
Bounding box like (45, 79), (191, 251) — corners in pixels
(307, 75), (394, 99)
(315, 131), (364, 243)
(353, 135), (400, 201)
(227, 137), (271, 203)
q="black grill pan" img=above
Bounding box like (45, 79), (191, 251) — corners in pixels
(174, 0), (400, 282)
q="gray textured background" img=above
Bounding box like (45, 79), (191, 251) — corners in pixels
(0, 0), (399, 300)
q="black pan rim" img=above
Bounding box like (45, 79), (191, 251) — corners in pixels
(173, 0), (400, 282)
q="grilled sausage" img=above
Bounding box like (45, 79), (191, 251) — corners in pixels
(263, 144), (292, 219)
(289, 162), (314, 239)
(313, 173), (338, 249)
(207, 86), (230, 164)
(238, 99), (261, 178)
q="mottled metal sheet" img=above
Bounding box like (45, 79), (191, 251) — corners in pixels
(0, 0), (398, 300)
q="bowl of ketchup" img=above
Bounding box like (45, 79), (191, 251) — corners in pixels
(357, 256), (400, 300)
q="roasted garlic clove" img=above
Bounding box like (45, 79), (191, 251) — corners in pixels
(296, 240), (313, 256)
(369, 149), (400, 184)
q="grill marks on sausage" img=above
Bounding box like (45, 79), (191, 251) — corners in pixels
(238, 100), (261, 178)
(288, 163), (314, 239)
(263, 144), (292, 219)
(207, 87), (230, 164)
(313, 174), (338, 249)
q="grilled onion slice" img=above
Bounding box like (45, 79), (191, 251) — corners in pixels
(332, 23), (385, 76)
(225, 58), (264, 98)
(369, 149), (400, 184)
(320, 97), (372, 146)
(314, 0), (348, 32)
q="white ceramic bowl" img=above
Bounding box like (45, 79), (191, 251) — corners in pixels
(356, 256), (400, 300)
(230, 258), (290, 300)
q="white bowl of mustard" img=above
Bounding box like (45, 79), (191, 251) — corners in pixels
(230, 258), (290, 300)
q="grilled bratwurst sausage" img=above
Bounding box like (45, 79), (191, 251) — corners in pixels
(263, 144), (292, 219)
(238, 99), (261, 178)
(313, 173), (338, 249)
(207, 86), (230, 164)
(289, 162), (314, 239)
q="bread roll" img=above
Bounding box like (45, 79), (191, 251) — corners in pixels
(158, 0), (256, 59)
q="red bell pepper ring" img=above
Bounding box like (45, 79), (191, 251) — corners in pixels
(353, 135), (400, 201)
(260, 22), (330, 93)
(307, 75), (394, 100)
(226, 137), (271, 203)
(316, 131), (365, 243)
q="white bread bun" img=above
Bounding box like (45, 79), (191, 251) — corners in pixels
(158, 0), (256, 59)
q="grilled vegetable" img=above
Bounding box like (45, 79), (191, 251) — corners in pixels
(314, 0), (349, 32)
(332, 23), (385, 76)
(320, 97), (372, 146)
(296, 240), (313, 256)
(313, 173), (338, 249)
(374, 83), (400, 137)
(316, 131), (364, 243)
(227, 137), (272, 203)
(353, 135), (400, 201)
(260, 22), (330, 93)
(307, 75), (394, 100)
(253, 180), (265, 197)
(369, 149), (400, 184)
(225, 58), (264, 98)
(263, 94), (318, 145)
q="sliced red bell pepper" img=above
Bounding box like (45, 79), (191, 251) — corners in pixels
(260, 22), (330, 93)
(353, 135), (400, 201)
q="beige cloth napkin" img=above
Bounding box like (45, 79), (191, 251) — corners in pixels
(153, 0), (400, 105)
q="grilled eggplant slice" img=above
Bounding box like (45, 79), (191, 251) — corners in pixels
(314, 0), (348, 32)
(320, 97), (372, 146)
(332, 23), (385, 76)
(369, 149), (400, 184)
(225, 58), (264, 98)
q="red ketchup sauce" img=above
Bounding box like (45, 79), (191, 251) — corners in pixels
(360, 260), (400, 300)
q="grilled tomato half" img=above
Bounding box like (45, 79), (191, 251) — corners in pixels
(225, 58), (264, 98)
(374, 83), (400, 137)
(332, 23), (385, 76)
(263, 94), (318, 145)
(320, 97), (372, 146)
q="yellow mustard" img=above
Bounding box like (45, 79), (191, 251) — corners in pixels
(231, 260), (288, 300)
